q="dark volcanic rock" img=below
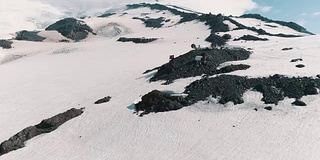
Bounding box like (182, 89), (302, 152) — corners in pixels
(184, 75), (248, 105)
(117, 37), (158, 43)
(292, 99), (307, 106)
(0, 40), (13, 49)
(0, 108), (83, 156)
(264, 106), (273, 110)
(283, 47), (293, 51)
(45, 18), (94, 41)
(133, 17), (165, 28)
(94, 96), (112, 104)
(222, 34), (232, 40)
(98, 13), (116, 18)
(205, 34), (227, 47)
(150, 48), (251, 82)
(217, 64), (250, 74)
(290, 58), (302, 62)
(184, 75), (320, 106)
(254, 84), (284, 104)
(234, 35), (268, 41)
(296, 64), (305, 68)
(15, 30), (46, 42)
(135, 90), (186, 116)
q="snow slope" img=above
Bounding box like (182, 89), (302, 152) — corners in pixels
(1, 4), (320, 160)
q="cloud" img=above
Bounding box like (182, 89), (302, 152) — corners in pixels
(0, 0), (63, 38)
(34, 0), (258, 16)
(159, 0), (258, 15)
(259, 6), (272, 12)
(300, 13), (308, 16)
(313, 12), (320, 17)
(32, 0), (154, 16)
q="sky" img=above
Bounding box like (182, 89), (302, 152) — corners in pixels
(249, 0), (320, 33)
(0, 0), (319, 38)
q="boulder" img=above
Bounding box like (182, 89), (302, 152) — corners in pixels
(292, 99), (307, 106)
(264, 106), (273, 110)
(135, 90), (186, 116)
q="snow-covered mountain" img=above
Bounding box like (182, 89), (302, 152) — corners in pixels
(1, 3), (320, 160)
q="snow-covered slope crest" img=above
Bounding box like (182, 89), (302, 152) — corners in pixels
(1, 3), (320, 160)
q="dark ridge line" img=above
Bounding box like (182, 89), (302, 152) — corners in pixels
(224, 17), (303, 38)
(239, 14), (314, 35)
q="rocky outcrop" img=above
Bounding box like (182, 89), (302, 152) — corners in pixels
(15, 30), (46, 42)
(45, 18), (95, 41)
(149, 48), (251, 82)
(185, 74), (320, 105)
(135, 90), (187, 116)
(132, 17), (165, 28)
(117, 37), (158, 43)
(0, 108), (83, 156)
(234, 35), (268, 41)
(205, 34), (227, 47)
(0, 40), (13, 49)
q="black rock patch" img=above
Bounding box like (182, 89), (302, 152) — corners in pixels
(0, 40), (13, 49)
(296, 64), (305, 68)
(264, 106), (273, 111)
(217, 64), (251, 74)
(15, 30), (46, 42)
(149, 48), (251, 82)
(95, 96), (112, 104)
(98, 13), (116, 18)
(135, 90), (187, 116)
(184, 75), (320, 106)
(117, 37), (158, 43)
(133, 17), (165, 28)
(0, 108), (83, 156)
(292, 99), (307, 106)
(283, 47), (293, 51)
(290, 58), (302, 62)
(234, 35), (268, 41)
(45, 18), (95, 41)
(205, 34), (227, 47)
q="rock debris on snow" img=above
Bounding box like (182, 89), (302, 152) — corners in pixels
(94, 96), (112, 104)
(0, 108), (83, 156)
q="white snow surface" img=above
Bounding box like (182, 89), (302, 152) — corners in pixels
(1, 8), (320, 160)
